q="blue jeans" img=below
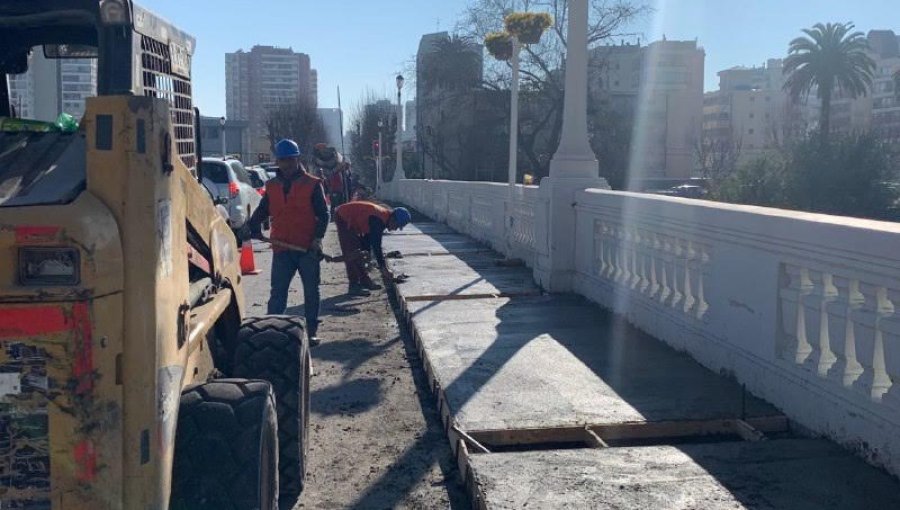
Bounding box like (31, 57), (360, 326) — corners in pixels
(268, 250), (321, 337)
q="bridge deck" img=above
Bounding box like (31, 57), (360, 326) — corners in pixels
(383, 220), (900, 509)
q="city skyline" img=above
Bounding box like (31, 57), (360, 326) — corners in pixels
(136, 0), (898, 116)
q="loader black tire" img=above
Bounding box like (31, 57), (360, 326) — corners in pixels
(170, 379), (278, 510)
(234, 316), (310, 499)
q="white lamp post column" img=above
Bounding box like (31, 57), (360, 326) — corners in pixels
(534, 0), (608, 292)
(508, 36), (520, 187)
(550, 0), (598, 177)
(395, 74), (406, 181)
(219, 116), (227, 158)
(377, 119), (384, 193)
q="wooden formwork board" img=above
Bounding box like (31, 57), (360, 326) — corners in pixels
(464, 415), (788, 451)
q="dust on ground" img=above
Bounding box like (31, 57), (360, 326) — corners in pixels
(241, 226), (468, 510)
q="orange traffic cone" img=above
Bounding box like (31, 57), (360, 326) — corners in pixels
(240, 240), (262, 275)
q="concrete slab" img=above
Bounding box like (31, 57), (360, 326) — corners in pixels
(407, 296), (776, 432)
(391, 257), (539, 301)
(384, 232), (489, 256)
(391, 222), (457, 236)
(468, 439), (900, 509)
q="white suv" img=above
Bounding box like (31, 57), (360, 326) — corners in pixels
(201, 158), (262, 231)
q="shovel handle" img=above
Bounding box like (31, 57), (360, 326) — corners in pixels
(256, 236), (338, 263)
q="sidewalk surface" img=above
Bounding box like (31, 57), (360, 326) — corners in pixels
(384, 218), (900, 509)
(241, 226), (469, 510)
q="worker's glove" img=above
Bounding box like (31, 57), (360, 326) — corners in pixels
(310, 238), (324, 254)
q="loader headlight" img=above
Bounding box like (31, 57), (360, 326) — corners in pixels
(99, 0), (130, 25)
(18, 248), (80, 286)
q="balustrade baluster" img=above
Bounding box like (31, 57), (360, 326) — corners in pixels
(815, 273), (839, 377)
(696, 248), (709, 319)
(779, 265), (812, 364)
(658, 236), (671, 304)
(629, 230), (641, 289)
(852, 282), (883, 398)
(881, 288), (900, 408)
(669, 239), (684, 310)
(682, 241), (696, 315)
(638, 231), (651, 294)
(650, 234), (661, 299)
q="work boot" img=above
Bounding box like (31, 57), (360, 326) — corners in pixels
(361, 278), (383, 291)
(347, 283), (370, 296)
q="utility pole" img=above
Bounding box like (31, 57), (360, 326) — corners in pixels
(219, 116), (226, 158)
(377, 121), (383, 193)
(395, 74), (406, 180)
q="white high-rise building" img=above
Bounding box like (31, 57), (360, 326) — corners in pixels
(226, 45), (317, 160)
(58, 59), (97, 120)
(317, 108), (343, 149)
(7, 71), (34, 119)
(403, 100), (416, 143)
(702, 59), (799, 161)
(6, 52), (97, 122)
(591, 39), (706, 180)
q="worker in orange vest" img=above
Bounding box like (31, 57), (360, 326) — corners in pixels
(327, 162), (348, 215)
(248, 139), (329, 345)
(333, 201), (411, 295)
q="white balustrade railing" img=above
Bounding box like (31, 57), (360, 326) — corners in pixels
(385, 179), (538, 267)
(380, 179), (900, 476)
(573, 189), (900, 476)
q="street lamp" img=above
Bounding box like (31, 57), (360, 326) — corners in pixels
(377, 119), (384, 192)
(218, 116), (226, 158)
(395, 74), (406, 181)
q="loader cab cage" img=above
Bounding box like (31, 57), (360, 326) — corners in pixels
(0, 0), (198, 170)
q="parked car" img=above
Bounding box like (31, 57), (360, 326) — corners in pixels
(200, 157), (262, 231)
(246, 167), (270, 195)
(656, 184), (708, 199)
(261, 163), (279, 180)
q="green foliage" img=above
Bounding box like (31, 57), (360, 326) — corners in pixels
(711, 133), (899, 221)
(348, 95), (396, 188)
(503, 12), (553, 44)
(421, 36), (483, 90)
(484, 32), (513, 61)
(712, 154), (791, 208)
(588, 102), (633, 190)
(783, 22), (876, 140)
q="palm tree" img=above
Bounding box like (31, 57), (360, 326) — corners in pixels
(420, 35), (483, 92)
(783, 22), (875, 142)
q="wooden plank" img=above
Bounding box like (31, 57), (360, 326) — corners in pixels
(403, 290), (540, 303)
(452, 425), (491, 454)
(466, 415), (788, 448)
(734, 419), (769, 442)
(583, 427), (609, 449)
(470, 426), (590, 447)
(589, 416), (787, 442)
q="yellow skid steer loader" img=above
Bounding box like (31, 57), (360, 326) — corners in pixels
(0, 1), (310, 508)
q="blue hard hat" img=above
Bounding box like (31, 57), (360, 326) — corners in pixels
(391, 207), (412, 229)
(274, 139), (301, 159)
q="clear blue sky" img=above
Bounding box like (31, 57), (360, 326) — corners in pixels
(139, 0), (897, 117)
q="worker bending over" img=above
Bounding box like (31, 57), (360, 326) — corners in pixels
(248, 139), (329, 345)
(334, 201), (411, 295)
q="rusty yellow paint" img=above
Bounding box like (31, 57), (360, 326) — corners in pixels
(0, 95), (244, 509)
